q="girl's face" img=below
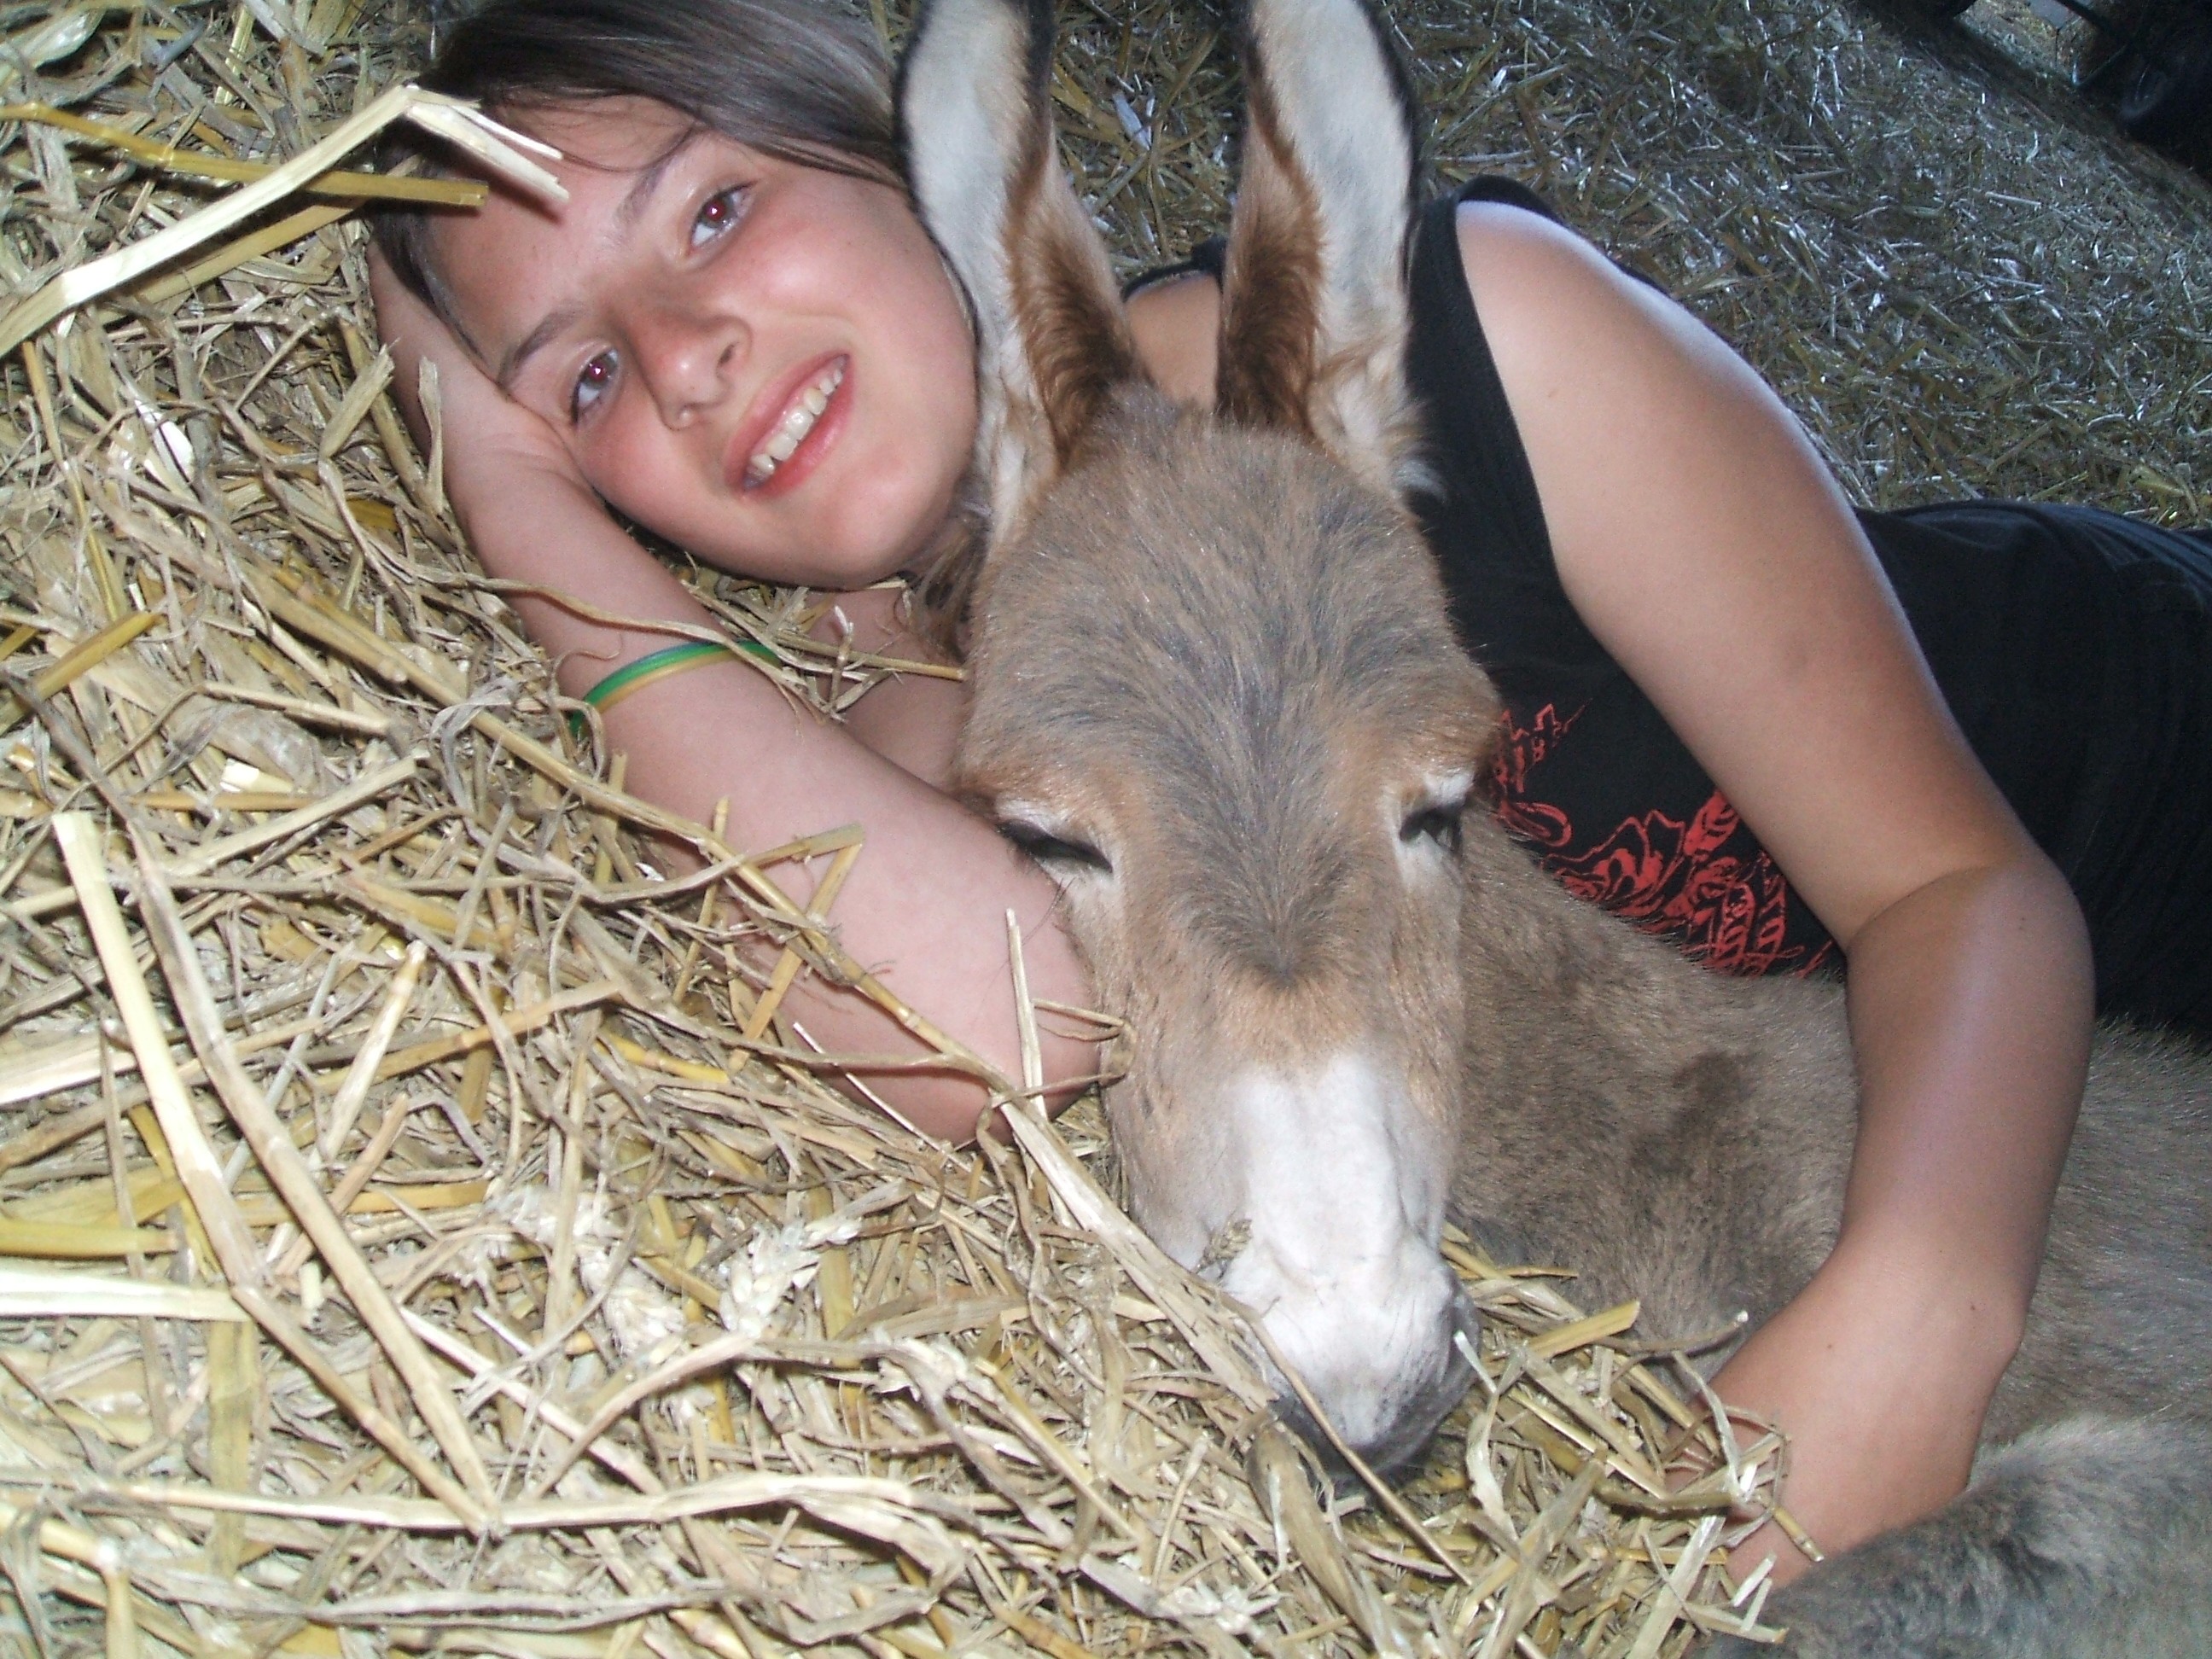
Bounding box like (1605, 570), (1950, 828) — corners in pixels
(432, 98), (977, 589)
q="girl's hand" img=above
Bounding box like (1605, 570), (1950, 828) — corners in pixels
(369, 247), (589, 531)
(1707, 1232), (2019, 1580)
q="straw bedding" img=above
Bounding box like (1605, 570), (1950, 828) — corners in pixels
(0, 2), (2203, 1656)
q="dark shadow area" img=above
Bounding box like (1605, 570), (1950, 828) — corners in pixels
(1863, 0), (2212, 182)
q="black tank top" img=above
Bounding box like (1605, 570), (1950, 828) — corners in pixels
(1126, 185), (2212, 1033)
(1404, 180), (2212, 1033)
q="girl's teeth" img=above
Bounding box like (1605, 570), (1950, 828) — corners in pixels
(747, 364), (845, 486)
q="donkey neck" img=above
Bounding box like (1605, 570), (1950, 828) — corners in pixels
(1447, 815), (1857, 1336)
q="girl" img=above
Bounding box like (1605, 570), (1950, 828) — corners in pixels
(368, 0), (2212, 1583)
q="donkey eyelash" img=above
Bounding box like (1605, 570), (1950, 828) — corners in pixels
(998, 820), (1113, 873)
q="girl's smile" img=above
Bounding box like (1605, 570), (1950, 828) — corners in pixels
(731, 352), (847, 493)
(431, 97), (976, 590)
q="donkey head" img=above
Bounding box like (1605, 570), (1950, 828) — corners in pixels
(906, 0), (1499, 1468)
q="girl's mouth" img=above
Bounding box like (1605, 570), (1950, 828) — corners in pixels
(740, 358), (847, 492)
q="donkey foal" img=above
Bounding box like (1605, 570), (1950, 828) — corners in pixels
(901, 0), (2212, 1651)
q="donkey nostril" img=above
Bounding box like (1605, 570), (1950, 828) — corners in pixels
(1443, 1293), (1485, 1370)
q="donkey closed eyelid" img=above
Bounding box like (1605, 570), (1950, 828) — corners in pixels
(1399, 800), (1469, 853)
(997, 819), (1113, 873)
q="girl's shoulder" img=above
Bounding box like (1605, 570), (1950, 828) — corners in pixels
(1125, 259), (1220, 403)
(1446, 194), (1680, 393)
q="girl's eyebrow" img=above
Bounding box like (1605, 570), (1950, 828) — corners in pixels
(498, 303), (582, 393)
(611, 131), (703, 236)
(496, 132), (706, 393)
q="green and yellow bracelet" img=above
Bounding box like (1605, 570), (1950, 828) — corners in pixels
(568, 638), (777, 737)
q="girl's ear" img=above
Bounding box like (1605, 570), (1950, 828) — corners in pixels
(900, 0), (1140, 544)
(1217, 0), (1423, 495)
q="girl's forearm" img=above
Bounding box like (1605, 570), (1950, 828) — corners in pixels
(1706, 851), (2091, 1576)
(1836, 848), (2093, 1331)
(455, 459), (726, 689)
(598, 647), (1096, 1142)
(477, 488), (1091, 1139)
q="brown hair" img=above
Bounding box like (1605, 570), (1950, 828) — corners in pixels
(372, 0), (901, 329)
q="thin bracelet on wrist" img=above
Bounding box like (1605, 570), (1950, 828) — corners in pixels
(567, 638), (777, 737)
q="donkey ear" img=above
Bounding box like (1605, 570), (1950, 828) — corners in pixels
(901, 0), (1140, 542)
(1217, 0), (1422, 493)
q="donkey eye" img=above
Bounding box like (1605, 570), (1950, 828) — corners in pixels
(999, 820), (1112, 874)
(1400, 801), (1465, 854)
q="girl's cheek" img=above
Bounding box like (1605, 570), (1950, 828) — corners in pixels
(579, 405), (669, 501)
(577, 440), (668, 534)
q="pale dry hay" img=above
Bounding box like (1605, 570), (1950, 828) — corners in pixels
(0, 3), (2203, 1658)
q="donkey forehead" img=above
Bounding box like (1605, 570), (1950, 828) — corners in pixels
(963, 402), (1493, 777)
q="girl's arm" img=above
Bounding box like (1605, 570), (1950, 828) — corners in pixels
(369, 255), (1094, 1141)
(1456, 204), (2093, 1575)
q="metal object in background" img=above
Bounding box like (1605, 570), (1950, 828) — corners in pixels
(1923, 0), (2212, 147)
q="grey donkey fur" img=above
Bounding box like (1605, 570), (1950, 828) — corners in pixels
(903, 0), (2212, 1650)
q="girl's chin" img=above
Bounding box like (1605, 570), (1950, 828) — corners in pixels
(690, 531), (923, 593)
(788, 498), (959, 589)
(620, 473), (957, 590)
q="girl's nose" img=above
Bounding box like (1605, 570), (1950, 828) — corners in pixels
(633, 306), (748, 428)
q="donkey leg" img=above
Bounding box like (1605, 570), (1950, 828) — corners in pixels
(1701, 1417), (2212, 1658)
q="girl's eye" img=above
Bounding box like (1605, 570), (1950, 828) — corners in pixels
(690, 185), (748, 247)
(571, 350), (618, 421)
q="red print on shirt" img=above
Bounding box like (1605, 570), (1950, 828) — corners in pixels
(1488, 701), (1832, 976)
(1488, 699), (1581, 850)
